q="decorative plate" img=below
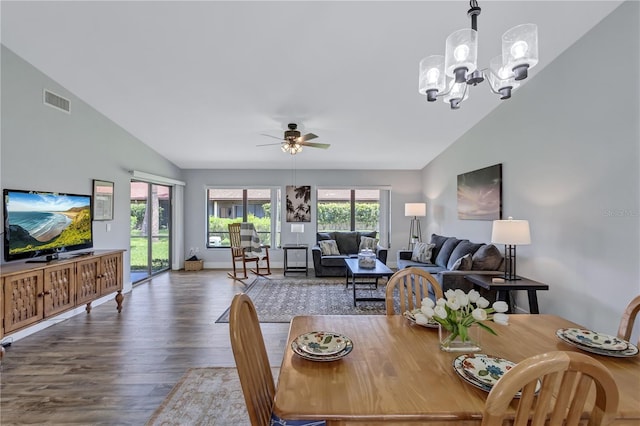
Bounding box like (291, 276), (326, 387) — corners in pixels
(294, 331), (350, 356)
(453, 356), (492, 393)
(453, 355), (541, 398)
(403, 310), (439, 329)
(556, 329), (638, 357)
(460, 354), (516, 387)
(291, 337), (353, 362)
(560, 328), (628, 351)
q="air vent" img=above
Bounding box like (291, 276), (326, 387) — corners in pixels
(43, 90), (70, 113)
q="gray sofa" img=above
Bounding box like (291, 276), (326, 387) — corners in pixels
(312, 231), (388, 277)
(397, 233), (503, 298)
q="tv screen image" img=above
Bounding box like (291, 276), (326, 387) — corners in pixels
(3, 189), (93, 262)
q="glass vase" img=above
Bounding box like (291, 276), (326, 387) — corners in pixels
(439, 323), (481, 352)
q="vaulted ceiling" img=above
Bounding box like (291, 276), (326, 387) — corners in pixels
(1, 1), (622, 170)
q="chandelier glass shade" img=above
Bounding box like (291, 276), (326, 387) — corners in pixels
(419, 0), (538, 109)
(281, 140), (303, 155)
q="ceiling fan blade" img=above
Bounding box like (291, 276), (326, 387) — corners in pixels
(256, 142), (284, 147)
(298, 133), (318, 142)
(260, 133), (284, 141)
(300, 142), (330, 149)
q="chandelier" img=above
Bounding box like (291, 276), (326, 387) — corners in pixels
(419, 0), (538, 109)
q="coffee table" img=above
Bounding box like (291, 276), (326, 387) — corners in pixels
(344, 258), (394, 307)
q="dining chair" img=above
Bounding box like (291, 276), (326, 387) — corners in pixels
(228, 222), (271, 281)
(481, 351), (619, 426)
(385, 267), (443, 315)
(617, 294), (640, 345)
(229, 293), (325, 426)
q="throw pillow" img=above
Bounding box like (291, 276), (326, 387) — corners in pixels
(434, 237), (462, 268)
(429, 234), (450, 261)
(359, 236), (378, 251)
(319, 239), (340, 256)
(334, 231), (358, 254)
(449, 253), (473, 271)
(446, 240), (484, 270)
(317, 232), (335, 241)
(472, 244), (503, 270)
(411, 242), (435, 263)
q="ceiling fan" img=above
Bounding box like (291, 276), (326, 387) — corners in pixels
(258, 123), (330, 155)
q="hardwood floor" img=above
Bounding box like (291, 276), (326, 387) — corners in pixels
(0, 269), (291, 425)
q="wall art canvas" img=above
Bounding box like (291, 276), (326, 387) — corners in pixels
(457, 164), (502, 220)
(286, 185), (311, 222)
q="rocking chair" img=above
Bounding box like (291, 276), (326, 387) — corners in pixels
(228, 222), (271, 281)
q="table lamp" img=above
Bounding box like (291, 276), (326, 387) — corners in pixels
(405, 203), (426, 249)
(291, 223), (305, 246)
(491, 217), (531, 281)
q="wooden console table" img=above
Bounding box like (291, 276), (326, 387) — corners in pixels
(464, 274), (549, 314)
(0, 250), (125, 341)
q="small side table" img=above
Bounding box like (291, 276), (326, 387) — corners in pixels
(282, 244), (308, 276)
(464, 274), (549, 314)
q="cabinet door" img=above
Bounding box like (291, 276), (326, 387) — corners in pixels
(3, 270), (44, 333)
(100, 253), (122, 295)
(43, 263), (76, 317)
(76, 258), (101, 305)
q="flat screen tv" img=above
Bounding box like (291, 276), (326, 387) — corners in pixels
(3, 189), (93, 262)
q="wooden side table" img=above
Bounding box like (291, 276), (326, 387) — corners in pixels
(464, 274), (549, 314)
(282, 245), (308, 276)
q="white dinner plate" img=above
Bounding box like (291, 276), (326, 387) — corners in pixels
(561, 328), (628, 351)
(294, 331), (349, 356)
(403, 310), (439, 329)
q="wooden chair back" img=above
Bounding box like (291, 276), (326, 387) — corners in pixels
(617, 294), (640, 345)
(481, 351), (619, 426)
(385, 267), (443, 315)
(228, 222), (245, 257)
(229, 293), (275, 426)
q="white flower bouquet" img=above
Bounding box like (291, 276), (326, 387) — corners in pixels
(414, 289), (509, 343)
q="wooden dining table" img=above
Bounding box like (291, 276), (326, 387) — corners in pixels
(273, 314), (640, 425)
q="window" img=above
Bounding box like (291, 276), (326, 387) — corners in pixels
(206, 188), (281, 248)
(317, 188), (390, 247)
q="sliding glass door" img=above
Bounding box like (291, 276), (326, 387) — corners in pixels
(130, 181), (171, 283)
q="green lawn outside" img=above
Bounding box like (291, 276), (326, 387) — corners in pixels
(130, 235), (169, 270)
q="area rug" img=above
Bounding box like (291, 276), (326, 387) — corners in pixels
(146, 367), (278, 426)
(216, 276), (390, 323)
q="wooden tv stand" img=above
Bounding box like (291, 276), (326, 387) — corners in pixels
(0, 250), (125, 342)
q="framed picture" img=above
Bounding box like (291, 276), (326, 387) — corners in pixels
(93, 179), (114, 221)
(286, 185), (311, 222)
(457, 164), (502, 220)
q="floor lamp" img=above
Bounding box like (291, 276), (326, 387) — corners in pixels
(491, 217), (531, 281)
(405, 203), (426, 250)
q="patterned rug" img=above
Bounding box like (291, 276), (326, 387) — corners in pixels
(145, 367), (278, 426)
(216, 276), (390, 323)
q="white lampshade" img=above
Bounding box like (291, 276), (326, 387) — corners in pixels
(291, 223), (305, 233)
(445, 28), (478, 82)
(502, 23), (538, 81)
(419, 55), (446, 101)
(405, 203), (426, 217)
(443, 80), (469, 108)
(487, 55), (520, 99)
(491, 217), (531, 245)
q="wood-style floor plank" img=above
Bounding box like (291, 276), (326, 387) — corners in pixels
(0, 270), (291, 425)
